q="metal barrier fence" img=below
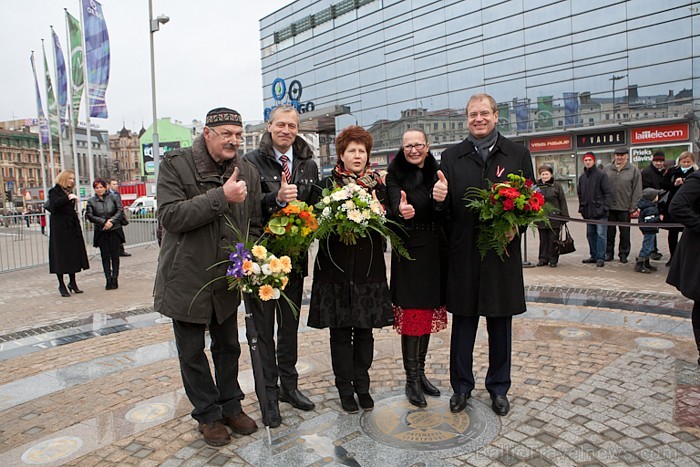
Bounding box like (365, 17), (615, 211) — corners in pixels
(0, 212), (159, 273)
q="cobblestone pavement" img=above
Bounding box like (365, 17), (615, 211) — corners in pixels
(1, 210), (699, 466)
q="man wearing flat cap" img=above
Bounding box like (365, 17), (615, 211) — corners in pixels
(155, 107), (262, 446)
(603, 147), (642, 263)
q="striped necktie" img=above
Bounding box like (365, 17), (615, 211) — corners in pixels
(280, 154), (291, 183)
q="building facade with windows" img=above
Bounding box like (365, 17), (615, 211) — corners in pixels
(260, 0), (700, 186)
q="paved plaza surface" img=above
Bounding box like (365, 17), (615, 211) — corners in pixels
(1, 217), (700, 466)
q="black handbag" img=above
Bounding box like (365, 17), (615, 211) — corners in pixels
(554, 224), (575, 255)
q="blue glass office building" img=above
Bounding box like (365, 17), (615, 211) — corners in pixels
(260, 0), (699, 188)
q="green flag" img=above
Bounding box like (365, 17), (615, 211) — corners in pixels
(497, 103), (510, 133)
(66, 11), (84, 127)
(537, 96), (554, 130)
(42, 43), (60, 138)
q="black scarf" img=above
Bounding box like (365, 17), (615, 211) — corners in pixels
(467, 129), (499, 161)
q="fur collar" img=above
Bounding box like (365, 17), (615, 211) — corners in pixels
(387, 148), (439, 192)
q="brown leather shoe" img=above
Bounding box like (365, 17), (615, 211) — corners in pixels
(198, 420), (230, 446)
(223, 411), (258, 435)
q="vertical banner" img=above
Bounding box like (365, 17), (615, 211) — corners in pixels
(51, 28), (68, 125)
(496, 102), (511, 133)
(563, 92), (579, 126)
(66, 11), (84, 127)
(537, 96), (554, 130)
(82, 0), (110, 118)
(30, 52), (49, 144)
(515, 100), (529, 132)
(42, 43), (60, 138)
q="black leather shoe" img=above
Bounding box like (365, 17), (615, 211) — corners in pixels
(279, 388), (315, 411)
(119, 251), (131, 257)
(449, 393), (469, 413)
(651, 252), (663, 261)
(58, 285), (71, 297)
(340, 395), (359, 413)
(582, 257), (597, 264)
(67, 283), (83, 293)
(357, 393), (374, 411)
(491, 395), (510, 416)
(536, 261), (548, 267)
(263, 400), (281, 428)
(619, 255), (628, 264)
(596, 260), (605, 267)
(604, 253), (613, 262)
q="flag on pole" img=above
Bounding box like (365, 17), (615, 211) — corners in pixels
(537, 96), (554, 130)
(66, 11), (84, 127)
(82, 0), (110, 118)
(30, 52), (49, 145)
(563, 92), (579, 126)
(42, 42), (60, 139)
(51, 28), (68, 125)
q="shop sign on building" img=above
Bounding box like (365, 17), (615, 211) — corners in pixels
(576, 130), (626, 148)
(529, 135), (572, 153)
(630, 123), (689, 144)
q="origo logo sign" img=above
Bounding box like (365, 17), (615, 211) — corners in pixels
(631, 123), (689, 144)
(264, 78), (316, 121)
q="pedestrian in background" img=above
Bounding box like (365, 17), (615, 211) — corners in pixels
(603, 148), (642, 264)
(661, 151), (697, 266)
(578, 152), (612, 267)
(666, 170), (700, 365)
(386, 128), (447, 408)
(635, 188), (663, 274)
(47, 170), (89, 297)
(86, 179), (125, 290)
(641, 151), (666, 260)
(536, 165), (569, 267)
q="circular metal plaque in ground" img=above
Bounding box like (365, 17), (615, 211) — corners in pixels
(635, 337), (675, 350)
(21, 436), (83, 464)
(360, 395), (499, 452)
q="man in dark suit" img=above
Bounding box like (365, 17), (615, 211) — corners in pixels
(433, 93), (533, 417)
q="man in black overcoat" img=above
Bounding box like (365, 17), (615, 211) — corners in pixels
(433, 93), (534, 417)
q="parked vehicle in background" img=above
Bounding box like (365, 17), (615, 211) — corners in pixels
(128, 196), (157, 216)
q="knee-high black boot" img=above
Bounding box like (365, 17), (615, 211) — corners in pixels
(402, 335), (426, 407)
(418, 334), (440, 396)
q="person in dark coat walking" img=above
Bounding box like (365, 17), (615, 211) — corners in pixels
(242, 105), (319, 427)
(308, 125), (393, 414)
(47, 169), (89, 297)
(666, 171), (700, 365)
(577, 152), (613, 267)
(535, 165), (570, 267)
(661, 151), (697, 265)
(386, 129), (448, 408)
(86, 179), (124, 290)
(432, 93), (534, 417)
(154, 108), (261, 446)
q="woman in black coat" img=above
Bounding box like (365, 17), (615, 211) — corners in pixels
(660, 151), (697, 264)
(666, 171), (700, 365)
(535, 165), (570, 267)
(386, 129), (447, 408)
(308, 125), (393, 414)
(86, 179), (124, 290)
(48, 170), (89, 297)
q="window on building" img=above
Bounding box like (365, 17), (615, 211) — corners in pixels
(433, 123), (438, 130)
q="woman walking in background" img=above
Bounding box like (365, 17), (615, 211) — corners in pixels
(86, 179), (124, 290)
(666, 169), (700, 365)
(47, 170), (89, 297)
(536, 165), (570, 267)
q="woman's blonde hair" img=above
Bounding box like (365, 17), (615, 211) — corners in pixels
(676, 151), (698, 170)
(55, 170), (75, 190)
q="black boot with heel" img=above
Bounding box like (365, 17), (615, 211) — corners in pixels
(402, 335), (426, 407)
(418, 334), (440, 396)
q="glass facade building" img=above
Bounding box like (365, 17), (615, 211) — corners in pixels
(260, 0), (700, 187)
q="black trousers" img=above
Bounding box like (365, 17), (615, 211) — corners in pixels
(537, 226), (561, 264)
(329, 327), (374, 396)
(97, 231), (120, 278)
(450, 315), (512, 397)
(606, 209), (631, 258)
(243, 271), (304, 400)
(172, 314), (244, 424)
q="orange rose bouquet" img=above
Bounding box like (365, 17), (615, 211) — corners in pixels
(264, 200), (318, 271)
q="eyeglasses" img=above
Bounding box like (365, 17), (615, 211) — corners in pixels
(403, 143), (426, 152)
(208, 127), (243, 142)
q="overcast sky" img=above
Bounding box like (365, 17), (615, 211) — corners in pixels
(0, 0), (292, 134)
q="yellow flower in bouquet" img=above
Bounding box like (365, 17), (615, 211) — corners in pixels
(264, 201), (318, 272)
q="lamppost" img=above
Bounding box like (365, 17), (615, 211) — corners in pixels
(609, 74), (626, 122)
(149, 0), (169, 183)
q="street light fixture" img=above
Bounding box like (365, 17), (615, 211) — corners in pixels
(149, 0), (169, 184)
(609, 74), (626, 122)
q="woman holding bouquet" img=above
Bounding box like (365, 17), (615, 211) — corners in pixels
(535, 165), (569, 267)
(386, 129), (448, 407)
(308, 125), (393, 413)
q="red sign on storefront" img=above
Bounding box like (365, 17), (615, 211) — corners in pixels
(631, 123), (689, 144)
(528, 135), (573, 153)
